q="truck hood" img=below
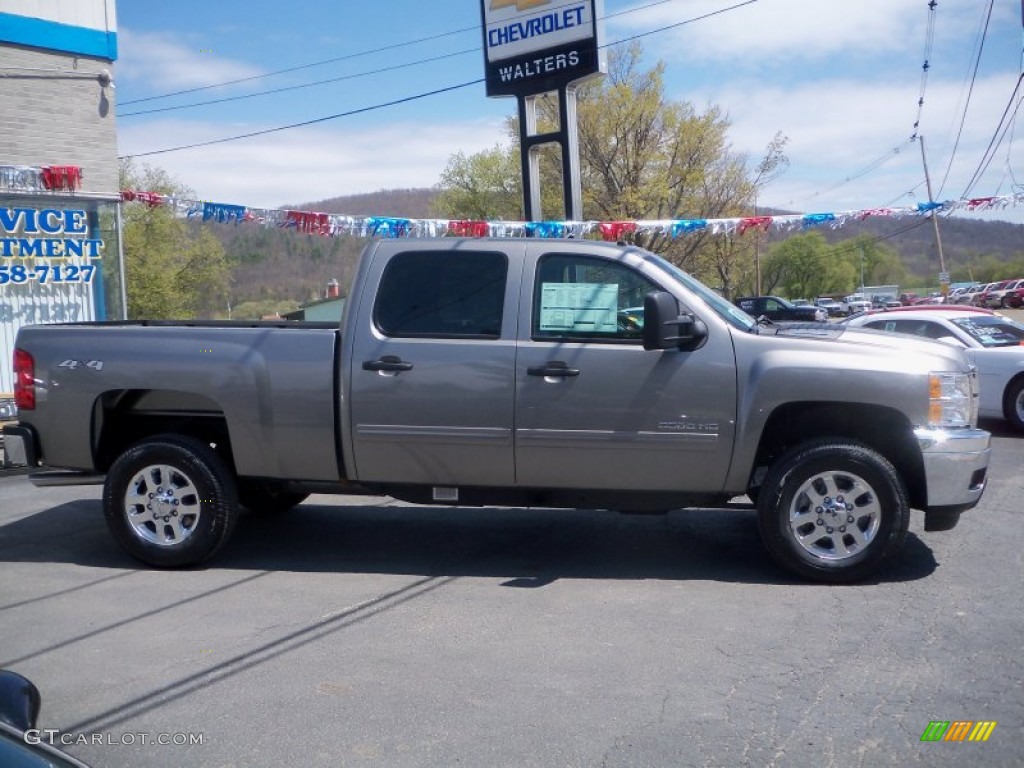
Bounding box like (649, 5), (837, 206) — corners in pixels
(760, 322), (972, 370)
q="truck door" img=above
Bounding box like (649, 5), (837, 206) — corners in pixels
(348, 245), (520, 486)
(514, 247), (737, 493)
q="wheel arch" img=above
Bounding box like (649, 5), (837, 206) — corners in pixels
(748, 401), (926, 509)
(92, 389), (235, 473)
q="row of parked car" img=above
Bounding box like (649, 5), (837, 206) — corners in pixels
(737, 280), (1024, 324)
(949, 279), (1024, 309)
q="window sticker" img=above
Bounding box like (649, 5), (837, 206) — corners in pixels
(951, 317), (1024, 348)
(539, 282), (619, 333)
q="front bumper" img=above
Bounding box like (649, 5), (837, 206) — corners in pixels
(915, 427), (990, 515)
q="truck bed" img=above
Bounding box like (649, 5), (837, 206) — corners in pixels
(12, 320), (344, 482)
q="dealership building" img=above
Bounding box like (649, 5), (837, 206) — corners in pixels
(0, 0), (123, 415)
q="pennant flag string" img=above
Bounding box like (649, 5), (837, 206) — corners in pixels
(112, 188), (1024, 241)
(0, 164), (84, 193)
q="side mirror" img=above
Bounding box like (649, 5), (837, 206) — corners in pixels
(643, 291), (708, 351)
(0, 670), (41, 732)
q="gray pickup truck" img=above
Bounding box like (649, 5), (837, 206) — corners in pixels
(3, 239), (990, 582)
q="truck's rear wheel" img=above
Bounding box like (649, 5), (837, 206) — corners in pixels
(757, 440), (909, 583)
(103, 435), (238, 567)
(238, 480), (308, 514)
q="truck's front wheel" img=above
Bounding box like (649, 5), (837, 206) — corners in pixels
(757, 440), (909, 583)
(103, 435), (239, 567)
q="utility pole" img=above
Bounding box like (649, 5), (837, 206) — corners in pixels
(919, 136), (948, 295)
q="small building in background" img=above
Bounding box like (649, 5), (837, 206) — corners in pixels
(283, 280), (346, 322)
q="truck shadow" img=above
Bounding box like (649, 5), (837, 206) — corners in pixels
(0, 497), (938, 585)
(979, 417), (1019, 439)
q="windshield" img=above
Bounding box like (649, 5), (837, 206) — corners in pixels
(950, 315), (1024, 348)
(639, 251), (757, 332)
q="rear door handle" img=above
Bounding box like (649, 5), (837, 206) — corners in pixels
(363, 355), (414, 372)
(527, 361), (580, 378)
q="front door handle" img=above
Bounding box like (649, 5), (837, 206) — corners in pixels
(527, 361), (580, 378)
(363, 355), (414, 372)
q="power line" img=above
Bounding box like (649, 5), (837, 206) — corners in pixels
(824, 218), (931, 263)
(936, 0), (995, 197)
(786, 141), (913, 209)
(604, 0), (758, 48)
(119, 48), (477, 117)
(118, 80), (484, 159)
(960, 72), (1024, 198)
(787, 1), (945, 210)
(119, 0), (699, 108)
(910, 0), (939, 140)
(119, 0), (761, 159)
(118, 26), (479, 107)
(884, 181), (927, 208)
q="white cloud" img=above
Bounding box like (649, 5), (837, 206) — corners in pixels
(612, 0), (980, 64)
(117, 118), (509, 209)
(684, 73), (1020, 217)
(117, 28), (264, 91)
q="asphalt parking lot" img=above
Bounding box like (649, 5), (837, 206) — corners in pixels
(0, 418), (1021, 768)
(1, 307), (1023, 767)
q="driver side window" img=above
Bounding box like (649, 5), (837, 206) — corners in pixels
(532, 253), (660, 343)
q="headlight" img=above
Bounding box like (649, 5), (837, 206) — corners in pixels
(928, 372), (974, 428)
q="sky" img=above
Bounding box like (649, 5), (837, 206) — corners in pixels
(114, 0), (1024, 224)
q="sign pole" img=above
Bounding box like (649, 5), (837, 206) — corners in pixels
(559, 85), (582, 221)
(517, 86), (584, 221)
(517, 94), (543, 221)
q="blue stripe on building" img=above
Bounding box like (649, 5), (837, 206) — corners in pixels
(0, 13), (117, 60)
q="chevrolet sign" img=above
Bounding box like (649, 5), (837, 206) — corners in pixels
(480, 0), (604, 97)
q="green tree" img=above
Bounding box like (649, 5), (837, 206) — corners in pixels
(435, 43), (785, 280)
(764, 232), (856, 299)
(434, 145), (523, 220)
(838, 234), (907, 289)
(120, 160), (230, 319)
(703, 133), (790, 298)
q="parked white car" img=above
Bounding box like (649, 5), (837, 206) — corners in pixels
(845, 308), (1024, 431)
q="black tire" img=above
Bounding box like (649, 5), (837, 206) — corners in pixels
(757, 440), (909, 583)
(1003, 378), (1024, 433)
(103, 434), (239, 567)
(238, 480), (309, 514)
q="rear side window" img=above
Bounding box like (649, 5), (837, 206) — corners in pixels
(532, 253), (660, 342)
(375, 250), (507, 338)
